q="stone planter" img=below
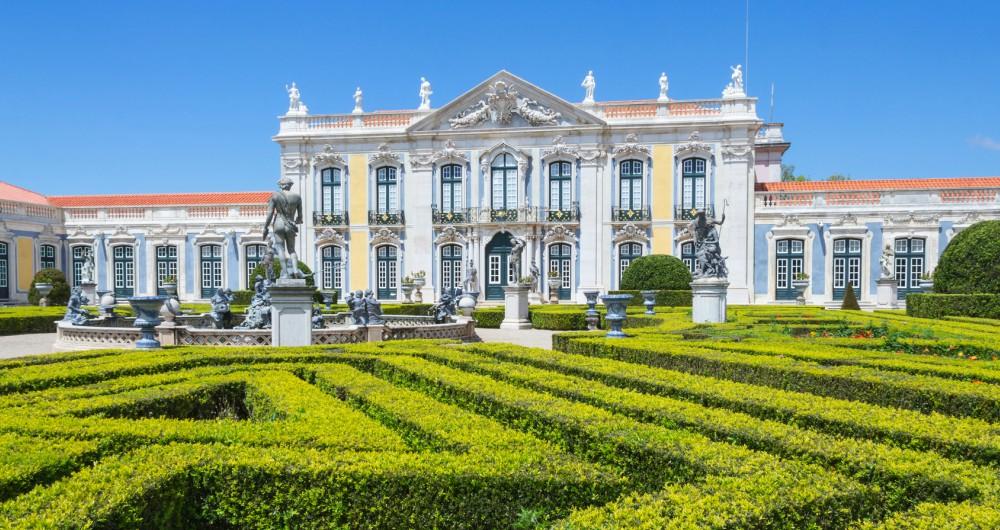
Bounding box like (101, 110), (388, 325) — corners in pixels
(791, 279), (809, 306)
(921, 279), (934, 291)
(97, 290), (116, 317)
(458, 291), (478, 317)
(161, 282), (178, 297)
(128, 295), (169, 349)
(600, 293), (633, 338)
(35, 282), (53, 307)
(583, 290), (600, 330)
(412, 278), (425, 303)
(401, 284), (414, 304)
(320, 291), (335, 310)
(640, 290), (657, 315)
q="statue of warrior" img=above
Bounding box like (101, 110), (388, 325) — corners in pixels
(263, 176), (304, 280)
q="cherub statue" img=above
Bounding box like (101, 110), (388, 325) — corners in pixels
(63, 287), (92, 325)
(208, 288), (234, 329)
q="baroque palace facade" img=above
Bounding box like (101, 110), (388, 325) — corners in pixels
(1, 70), (998, 306)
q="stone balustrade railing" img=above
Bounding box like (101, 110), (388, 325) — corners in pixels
(0, 199), (61, 220)
(61, 205), (267, 222)
(757, 188), (1000, 209)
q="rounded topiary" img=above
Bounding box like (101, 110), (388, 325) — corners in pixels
(934, 220), (1000, 294)
(620, 254), (692, 291)
(28, 268), (70, 306)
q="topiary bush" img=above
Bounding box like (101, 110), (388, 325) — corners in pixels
(934, 220), (1000, 294)
(620, 255), (692, 291)
(840, 283), (860, 310)
(27, 269), (70, 306)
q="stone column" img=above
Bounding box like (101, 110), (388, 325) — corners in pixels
(499, 285), (531, 330)
(407, 160), (435, 300)
(270, 280), (314, 346)
(716, 144), (753, 305)
(576, 150), (608, 299)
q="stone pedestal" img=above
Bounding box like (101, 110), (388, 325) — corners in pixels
(691, 278), (729, 324)
(500, 286), (532, 330)
(528, 291), (543, 305)
(80, 282), (97, 306)
(270, 279), (314, 347)
(876, 278), (898, 309)
(366, 324), (385, 342)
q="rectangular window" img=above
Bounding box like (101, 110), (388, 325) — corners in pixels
(848, 257), (861, 289)
(849, 240), (862, 253)
(777, 259), (789, 289)
(895, 257), (908, 288)
(791, 240), (804, 253)
(833, 258), (845, 289)
(488, 255), (501, 284)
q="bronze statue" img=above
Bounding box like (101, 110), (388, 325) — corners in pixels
(263, 177), (304, 280)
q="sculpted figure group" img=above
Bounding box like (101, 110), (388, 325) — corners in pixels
(63, 287), (92, 325)
(346, 290), (383, 326)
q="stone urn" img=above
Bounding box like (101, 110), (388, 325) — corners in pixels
(97, 290), (116, 317)
(921, 278), (934, 291)
(35, 282), (53, 307)
(640, 290), (657, 315)
(412, 277), (425, 303)
(791, 278), (810, 306)
(161, 282), (178, 297)
(583, 290), (600, 331)
(401, 283), (414, 304)
(320, 290), (335, 311)
(458, 291), (478, 317)
(548, 285), (560, 304)
(128, 295), (169, 349)
(600, 293), (633, 338)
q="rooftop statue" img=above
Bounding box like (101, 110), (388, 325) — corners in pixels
(263, 177), (304, 281)
(581, 70), (596, 104)
(418, 77), (432, 110)
(285, 82), (308, 114)
(353, 86), (364, 114)
(658, 72), (669, 101)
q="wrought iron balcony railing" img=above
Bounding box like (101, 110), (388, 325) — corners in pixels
(612, 207), (651, 222)
(368, 210), (405, 225)
(489, 208), (519, 223)
(312, 211), (349, 226)
(674, 205), (714, 220)
(544, 202), (580, 223)
(431, 208), (469, 224)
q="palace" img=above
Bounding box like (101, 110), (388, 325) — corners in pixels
(1, 70), (998, 307)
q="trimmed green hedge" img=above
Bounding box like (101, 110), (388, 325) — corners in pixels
(472, 305), (605, 331)
(619, 254), (692, 290)
(0, 307), (65, 336)
(933, 220), (1000, 294)
(609, 289), (692, 307)
(907, 293), (1000, 320)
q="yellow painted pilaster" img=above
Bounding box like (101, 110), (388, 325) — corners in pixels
(348, 154), (369, 290)
(17, 237), (33, 291)
(651, 145), (674, 254)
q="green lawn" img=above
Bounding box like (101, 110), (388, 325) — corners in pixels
(0, 307), (998, 528)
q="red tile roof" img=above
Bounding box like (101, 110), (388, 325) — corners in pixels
(0, 181), (52, 205)
(756, 177), (1000, 192)
(47, 191), (270, 207)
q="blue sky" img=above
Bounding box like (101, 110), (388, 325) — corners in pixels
(1, 0), (997, 195)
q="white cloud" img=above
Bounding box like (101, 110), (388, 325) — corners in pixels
(969, 135), (1000, 151)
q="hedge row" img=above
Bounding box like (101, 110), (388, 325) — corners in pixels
(426, 347), (998, 507)
(352, 354), (879, 527)
(0, 307), (65, 336)
(552, 336), (1000, 423)
(472, 306), (604, 331)
(907, 293), (1000, 320)
(609, 289), (693, 306)
(858, 501), (1000, 529)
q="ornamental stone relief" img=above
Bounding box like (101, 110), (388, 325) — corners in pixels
(369, 143), (401, 167)
(369, 228), (401, 247)
(676, 131), (712, 156)
(613, 223), (649, 244)
(434, 226), (467, 246)
(542, 224), (578, 245)
(612, 133), (651, 158)
(541, 135), (580, 160)
(313, 145), (346, 168)
(449, 81), (561, 129)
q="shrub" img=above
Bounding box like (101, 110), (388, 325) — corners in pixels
(619, 255), (692, 291)
(841, 283), (860, 310)
(473, 307), (504, 328)
(907, 293), (1000, 320)
(0, 307), (65, 336)
(934, 220), (1000, 294)
(27, 269), (70, 306)
(609, 290), (692, 307)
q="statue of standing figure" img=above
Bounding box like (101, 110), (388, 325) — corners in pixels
(529, 262), (540, 293)
(581, 70), (596, 104)
(689, 206), (728, 279)
(658, 72), (669, 101)
(285, 82), (308, 114)
(263, 177), (304, 281)
(880, 244), (895, 279)
(510, 236), (526, 281)
(418, 77), (432, 110)
(81, 250), (95, 284)
(352, 86), (364, 114)
(464, 260), (479, 292)
(730, 65), (744, 91)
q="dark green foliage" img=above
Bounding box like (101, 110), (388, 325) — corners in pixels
(0, 307), (65, 336)
(609, 290), (693, 307)
(841, 283), (860, 310)
(934, 220), (1000, 294)
(907, 293), (1000, 320)
(230, 290), (254, 306)
(27, 269), (70, 306)
(619, 255), (692, 291)
(473, 307), (504, 328)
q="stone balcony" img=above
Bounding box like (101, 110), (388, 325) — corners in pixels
(312, 211), (349, 226)
(612, 207), (652, 223)
(675, 205), (715, 220)
(368, 210), (405, 226)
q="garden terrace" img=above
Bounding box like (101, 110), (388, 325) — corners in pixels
(0, 305), (997, 528)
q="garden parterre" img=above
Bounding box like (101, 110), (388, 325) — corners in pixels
(0, 307), (998, 528)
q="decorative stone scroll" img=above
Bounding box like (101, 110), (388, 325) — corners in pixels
(449, 80), (560, 129)
(613, 223), (649, 245)
(542, 224), (578, 245)
(313, 145), (346, 168)
(434, 226), (467, 246)
(315, 228), (346, 246)
(370, 228), (401, 247)
(612, 133), (651, 158)
(541, 135), (580, 161)
(369, 143), (401, 167)
(677, 131), (712, 156)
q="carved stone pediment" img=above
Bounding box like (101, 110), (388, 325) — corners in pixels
(884, 212), (940, 226)
(370, 228), (401, 247)
(369, 143), (401, 167)
(777, 214), (801, 227)
(316, 228), (346, 246)
(542, 224), (578, 245)
(677, 131), (712, 157)
(407, 70), (605, 132)
(412, 139), (469, 169)
(479, 141), (530, 176)
(313, 144), (346, 168)
(193, 228), (226, 244)
(106, 225), (137, 245)
(434, 226), (467, 246)
(541, 135), (580, 161)
(66, 228), (94, 242)
(613, 133), (651, 158)
(833, 213), (860, 226)
(613, 223), (649, 244)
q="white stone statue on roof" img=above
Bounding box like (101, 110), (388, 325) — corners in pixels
(285, 82), (308, 115)
(352, 87), (364, 114)
(418, 77), (432, 110)
(581, 70), (596, 105)
(658, 72), (669, 101)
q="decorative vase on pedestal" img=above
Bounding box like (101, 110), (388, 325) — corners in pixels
(35, 282), (53, 307)
(548, 287), (560, 304)
(412, 277), (425, 303)
(600, 293), (633, 338)
(97, 290), (116, 317)
(791, 279), (809, 306)
(921, 279), (934, 292)
(458, 291), (478, 317)
(583, 290), (600, 331)
(128, 296), (168, 349)
(640, 290), (657, 315)
(162, 282), (178, 298)
(401, 284), (414, 304)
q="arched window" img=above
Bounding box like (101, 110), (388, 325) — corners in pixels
(321, 167), (343, 215)
(200, 244), (223, 298)
(548, 243), (572, 300)
(775, 239), (805, 301)
(0, 242), (8, 300)
(833, 238), (862, 300)
(376, 245), (398, 299)
(491, 154), (518, 210)
(618, 242), (643, 283)
(155, 245), (178, 295)
(680, 242), (696, 273)
(894, 238), (925, 299)
(321, 246), (343, 292)
(440, 164), (463, 213)
(619, 160), (643, 210)
(112, 245), (135, 297)
(681, 158), (707, 211)
(245, 244), (267, 288)
(71, 246), (91, 287)
(40, 244), (56, 270)
(376, 167), (398, 213)
(440, 244), (463, 293)
(549, 161), (572, 212)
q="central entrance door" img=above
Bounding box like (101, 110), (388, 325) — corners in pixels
(485, 232), (514, 301)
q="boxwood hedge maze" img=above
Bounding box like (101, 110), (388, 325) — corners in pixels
(1, 307), (999, 528)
